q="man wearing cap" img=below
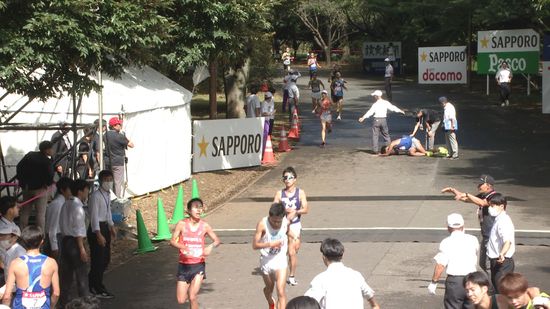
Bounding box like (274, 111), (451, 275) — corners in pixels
(410, 108), (442, 151)
(384, 58), (394, 101)
(358, 90), (405, 154)
(16, 140), (56, 230)
(428, 213), (479, 309)
(104, 117), (134, 198)
(440, 96), (459, 159)
(441, 174), (498, 273)
(262, 92), (276, 136)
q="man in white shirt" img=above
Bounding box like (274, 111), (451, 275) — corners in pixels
(58, 179), (91, 307)
(495, 61), (512, 107)
(305, 238), (380, 309)
(384, 58), (394, 101)
(486, 193), (515, 293)
(261, 92), (276, 136)
(358, 90), (405, 154)
(428, 213), (479, 309)
(440, 96), (459, 159)
(246, 87), (261, 118)
(87, 170), (117, 299)
(44, 177), (73, 259)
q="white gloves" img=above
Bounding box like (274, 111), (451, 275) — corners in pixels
(533, 296), (550, 308)
(428, 282), (438, 295)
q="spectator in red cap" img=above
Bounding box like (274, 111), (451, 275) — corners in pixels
(104, 117), (134, 198)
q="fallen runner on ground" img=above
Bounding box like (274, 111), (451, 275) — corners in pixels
(380, 135), (427, 157)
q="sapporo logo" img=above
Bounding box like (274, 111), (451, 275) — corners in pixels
(198, 134), (263, 158)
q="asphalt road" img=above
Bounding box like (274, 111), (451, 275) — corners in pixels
(103, 72), (550, 309)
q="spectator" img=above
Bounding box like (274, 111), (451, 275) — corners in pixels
(2, 225), (60, 308)
(305, 238), (380, 309)
(428, 213), (479, 309)
(16, 140), (55, 230)
(441, 174), (499, 273)
(104, 117), (134, 198)
(440, 96), (459, 159)
(287, 296), (320, 309)
(495, 61), (512, 107)
(262, 92), (276, 136)
(91, 119), (107, 172)
(358, 90), (405, 154)
(44, 177), (73, 260)
(76, 127), (96, 181)
(0, 221), (26, 297)
(0, 197), (20, 236)
(58, 179), (91, 307)
(87, 170), (117, 299)
(246, 87), (261, 118)
(499, 273), (550, 309)
(487, 194), (515, 292)
(51, 122), (72, 177)
(410, 108), (442, 151)
(384, 58), (394, 101)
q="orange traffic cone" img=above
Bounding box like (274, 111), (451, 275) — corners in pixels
(262, 135), (277, 165)
(292, 106), (302, 128)
(278, 125), (292, 152)
(288, 110), (300, 140)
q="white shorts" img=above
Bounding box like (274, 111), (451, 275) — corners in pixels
(411, 138), (422, 150)
(260, 254), (288, 275)
(320, 112), (332, 123)
(311, 91), (321, 100)
(289, 221), (302, 238)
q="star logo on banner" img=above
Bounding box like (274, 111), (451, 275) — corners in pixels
(197, 136), (209, 157)
(480, 37), (489, 48)
(420, 52), (428, 62)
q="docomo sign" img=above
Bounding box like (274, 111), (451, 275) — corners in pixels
(193, 118), (264, 173)
(418, 46), (467, 84)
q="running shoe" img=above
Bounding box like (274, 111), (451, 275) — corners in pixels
(287, 276), (298, 286)
(337, 115), (341, 120)
(93, 288), (115, 299)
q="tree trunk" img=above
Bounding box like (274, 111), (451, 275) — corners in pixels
(208, 61), (218, 119)
(325, 23), (332, 67)
(225, 59), (249, 118)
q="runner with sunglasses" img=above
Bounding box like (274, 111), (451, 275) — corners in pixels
(273, 167), (309, 286)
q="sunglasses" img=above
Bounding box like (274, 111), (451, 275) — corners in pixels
(282, 175), (295, 181)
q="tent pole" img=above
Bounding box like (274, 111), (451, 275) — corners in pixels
(98, 70), (104, 170)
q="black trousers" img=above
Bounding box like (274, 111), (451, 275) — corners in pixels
(59, 236), (90, 307)
(444, 275), (473, 309)
(88, 222), (112, 292)
(479, 237), (489, 272)
(384, 77), (392, 101)
(499, 82), (511, 103)
(490, 257), (514, 293)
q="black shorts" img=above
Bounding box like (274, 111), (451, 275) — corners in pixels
(333, 95), (343, 102)
(177, 262), (206, 283)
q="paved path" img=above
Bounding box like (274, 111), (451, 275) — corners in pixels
(103, 72), (550, 308)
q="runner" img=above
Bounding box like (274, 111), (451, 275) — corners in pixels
(308, 74), (325, 114)
(331, 72), (347, 120)
(2, 225), (60, 308)
(318, 90), (333, 147)
(169, 198), (220, 309)
(273, 167), (308, 286)
(253, 203), (296, 309)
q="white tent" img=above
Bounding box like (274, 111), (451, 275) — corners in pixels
(0, 66), (192, 196)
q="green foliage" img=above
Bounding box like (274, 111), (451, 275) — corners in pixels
(0, 0), (171, 101)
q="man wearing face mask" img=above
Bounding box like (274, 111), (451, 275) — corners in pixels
(486, 194), (515, 293)
(87, 170), (116, 299)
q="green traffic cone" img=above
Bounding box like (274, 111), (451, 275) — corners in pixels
(134, 210), (158, 254)
(152, 198), (172, 241)
(191, 179), (200, 199)
(169, 185), (185, 224)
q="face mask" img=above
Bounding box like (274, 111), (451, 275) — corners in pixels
(488, 206), (500, 217)
(101, 181), (113, 192)
(0, 239), (12, 250)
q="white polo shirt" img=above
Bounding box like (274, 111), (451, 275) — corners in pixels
(496, 68), (512, 83)
(434, 230), (479, 276)
(305, 262), (375, 309)
(362, 99), (403, 118)
(487, 212), (515, 259)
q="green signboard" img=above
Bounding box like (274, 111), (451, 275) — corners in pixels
(477, 51), (540, 74)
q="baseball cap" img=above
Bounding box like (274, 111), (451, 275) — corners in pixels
(109, 117), (123, 127)
(447, 213), (464, 228)
(478, 174), (495, 186)
(371, 90), (383, 97)
(384, 58), (390, 61)
(264, 92), (273, 98)
(0, 222), (21, 236)
(321, 90), (328, 94)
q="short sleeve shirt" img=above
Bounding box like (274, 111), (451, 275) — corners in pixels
(104, 130), (129, 166)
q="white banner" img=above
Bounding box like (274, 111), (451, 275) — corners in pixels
(478, 29), (539, 53)
(193, 118), (264, 173)
(363, 42), (401, 60)
(418, 46), (467, 84)
(544, 62), (550, 114)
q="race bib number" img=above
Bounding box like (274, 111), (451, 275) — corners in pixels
(22, 290), (47, 309)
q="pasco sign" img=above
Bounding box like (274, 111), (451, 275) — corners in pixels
(477, 29), (540, 74)
(418, 46), (467, 84)
(193, 118), (264, 173)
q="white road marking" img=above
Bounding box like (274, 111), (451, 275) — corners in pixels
(214, 227), (550, 233)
